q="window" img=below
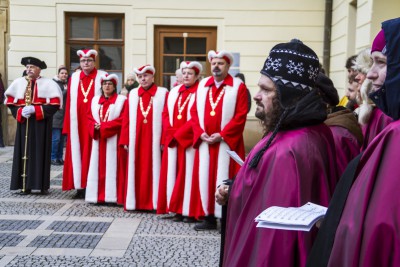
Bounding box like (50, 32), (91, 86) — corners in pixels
(65, 13), (124, 91)
(154, 26), (217, 89)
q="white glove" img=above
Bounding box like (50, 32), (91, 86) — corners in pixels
(21, 106), (35, 118)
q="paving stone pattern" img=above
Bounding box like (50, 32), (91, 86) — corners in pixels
(47, 221), (111, 233)
(0, 146), (221, 266)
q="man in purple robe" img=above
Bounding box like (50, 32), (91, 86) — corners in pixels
(306, 17), (400, 267)
(217, 39), (338, 267)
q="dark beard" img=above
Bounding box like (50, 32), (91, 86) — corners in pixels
(256, 95), (282, 135)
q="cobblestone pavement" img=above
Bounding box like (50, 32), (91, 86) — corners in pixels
(0, 147), (220, 266)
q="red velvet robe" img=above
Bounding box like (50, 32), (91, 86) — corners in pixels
(190, 75), (248, 219)
(119, 84), (168, 211)
(62, 69), (106, 190)
(157, 82), (198, 216)
(85, 93), (127, 203)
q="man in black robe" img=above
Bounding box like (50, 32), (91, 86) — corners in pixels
(4, 57), (62, 195)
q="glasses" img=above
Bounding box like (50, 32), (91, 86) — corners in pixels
(80, 59), (94, 63)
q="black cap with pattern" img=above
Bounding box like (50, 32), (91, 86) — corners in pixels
(21, 57), (47, 69)
(260, 39), (320, 107)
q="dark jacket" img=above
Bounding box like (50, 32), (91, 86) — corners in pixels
(52, 76), (67, 128)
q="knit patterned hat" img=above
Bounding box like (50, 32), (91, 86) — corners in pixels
(260, 39), (320, 107)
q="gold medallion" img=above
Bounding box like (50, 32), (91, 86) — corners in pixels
(177, 114), (182, 120)
(210, 110), (216, 116)
(143, 119), (148, 124)
(84, 99), (88, 103)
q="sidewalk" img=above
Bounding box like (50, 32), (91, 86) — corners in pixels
(0, 146), (219, 266)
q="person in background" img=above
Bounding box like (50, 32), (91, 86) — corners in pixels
(85, 74), (127, 204)
(157, 61), (202, 223)
(338, 55), (358, 108)
(172, 68), (183, 88)
(51, 65), (69, 165)
(4, 57), (62, 195)
(62, 49), (107, 199)
(120, 65), (168, 211)
(120, 73), (139, 96)
(234, 73), (252, 113)
(190, 50), (248, 231)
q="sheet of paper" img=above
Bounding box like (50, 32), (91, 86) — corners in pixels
(226, 150), (244, 166)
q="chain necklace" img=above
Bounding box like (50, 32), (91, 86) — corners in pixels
(80, 79), (94, 103)
(208, 87), (225, 116)
(177, 93), (192, 120)
(139, 96), (154, 124)
(99, 104), (111, 122)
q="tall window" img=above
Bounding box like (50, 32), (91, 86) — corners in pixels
(65, 13), (124, 91)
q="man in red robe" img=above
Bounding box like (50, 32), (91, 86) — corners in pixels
(5, 57), (62, 194)
(85, 74), (127, 204)
(157, 61), (202, 222)
(120, 65), (168, 211)
(62, 49), (107, 198)
(190, 50), (248, 230)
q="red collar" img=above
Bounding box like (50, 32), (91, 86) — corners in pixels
(204, 74), (233, 87)
(178, 80), (199, 93)
(80, 68), (98, 79)
(98, 93), (117, 104)
(138, 83), (158, 96)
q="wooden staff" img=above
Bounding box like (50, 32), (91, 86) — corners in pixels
(21, 77), (32, 193)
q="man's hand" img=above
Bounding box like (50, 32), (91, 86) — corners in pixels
(200, 132), (211, 143)
(94, 123), (101, 130)
(124, 145), (129, 151)
(22, 106), (35, 118)
(215, 184), (230, 205)
(208, 133), (222, 144)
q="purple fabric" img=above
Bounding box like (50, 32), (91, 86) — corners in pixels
(361, 107), (393, 151)
(371, 29), (386, 53)
(328, 119), (400, 267)
(224, 124), (338, 267)
(329, 126), (361, 176)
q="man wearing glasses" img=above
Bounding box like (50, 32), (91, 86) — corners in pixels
(62, 49), (107, 199)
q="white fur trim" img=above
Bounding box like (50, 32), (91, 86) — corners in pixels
(208, 50), (234, 65)
(180, 61), (203, 74)
(133, 65), (155, 75)
(182, 147), (195, 216)
(69, 70), (107, 189)
(125, 87), (167, 210)
(77, 49), (98, 58)
(86, 95), (126, 203)
(5, 77), (63, 107)
(196, 77), (241, 217)
(100, 73), (119, 86)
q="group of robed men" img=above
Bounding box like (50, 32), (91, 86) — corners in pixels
(4, 17), (400, 267)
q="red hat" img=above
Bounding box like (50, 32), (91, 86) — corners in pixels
(180, 61), (203, 75)
(77, 49), (98, 60)
(208, 50), (234, 65)
(133, 64), (155, 75)
(100, 73), (119, 86)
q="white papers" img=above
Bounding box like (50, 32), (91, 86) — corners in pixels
(226, 150), (244, 166)
(255, 202), (327, 231)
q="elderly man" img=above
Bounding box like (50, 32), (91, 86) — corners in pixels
(5, 57), (62, 194)
(62, 49), (107, 198)
(190, 50), (248, 230)
(217, 40), (338, 267)
(157, 61), (202, 222)
(120, 65), (168, 211)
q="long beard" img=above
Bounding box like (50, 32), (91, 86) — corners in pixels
(256, 96), (282, 134)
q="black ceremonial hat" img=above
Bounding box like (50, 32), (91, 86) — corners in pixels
(21, 57), (47, 69)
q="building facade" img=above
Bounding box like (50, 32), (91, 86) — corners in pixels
(2, 0), (399, 149)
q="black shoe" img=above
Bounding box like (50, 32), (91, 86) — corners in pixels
(72, 189), (85, 199)
(57, 159), (64, 165)
(18, 189), (31, 195)
(41, 189), (49, 195)
(172, 214), (184, 222)
(183, 217), (196, 223)
(194, 220), (217, 231)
